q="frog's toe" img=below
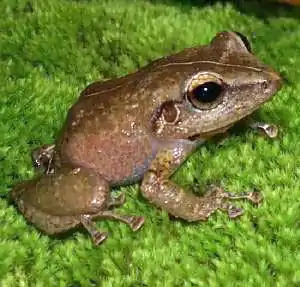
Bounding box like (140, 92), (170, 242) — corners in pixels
(264, 123), (279, 138)
(226, 189), (263, 204)
(227, 205), (244, 218)
(109, 192), (126, 208)
(246, 190), (263, 204)
(92, 231), (109, 246)
(128, 216), (145, 232)
(250, 122), (279, 139)
(31, 144), (56, 174)
(203, 185), (227, 198)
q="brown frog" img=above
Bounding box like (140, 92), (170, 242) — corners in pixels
(12, 31), (282, 244)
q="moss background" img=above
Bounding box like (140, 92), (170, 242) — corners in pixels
(0, 0), (299, 286)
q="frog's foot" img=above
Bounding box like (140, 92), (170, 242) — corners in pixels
(91, 231), (109, 246)
(249, 121), (279, 138)
(31, 144), (56, 174)
(202, 185), (263, 220)
(90, 211), (145, 232)
(226, 205), (244, 218)
(81, 215), (109, 245)
(107, 192), (126, 208)
(226, 190), (263, 204)
(118, 214), (145, 231)
(217, 203), (244, 218)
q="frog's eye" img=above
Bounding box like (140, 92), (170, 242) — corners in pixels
(234, 31), (252, 53)
(186, 73), (224, 110)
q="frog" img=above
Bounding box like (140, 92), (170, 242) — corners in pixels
(12, 31), (282, 244)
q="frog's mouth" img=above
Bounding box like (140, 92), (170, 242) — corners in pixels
(188, 123), (235, 141)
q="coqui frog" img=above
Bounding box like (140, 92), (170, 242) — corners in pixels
(12, 31), (282, 245)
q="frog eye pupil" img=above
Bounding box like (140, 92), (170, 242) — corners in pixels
(192, 81), (222, 103)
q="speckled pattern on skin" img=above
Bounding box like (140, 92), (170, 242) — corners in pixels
(12, 31), (282, 245)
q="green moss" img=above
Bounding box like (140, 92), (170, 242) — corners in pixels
(0, 0), (299, 286)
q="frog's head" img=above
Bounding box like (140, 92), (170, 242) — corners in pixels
(150, 31), (282, 140)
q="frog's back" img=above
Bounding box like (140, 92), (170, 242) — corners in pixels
(55, 80), (157, 185)
(55, 50), (192, 185)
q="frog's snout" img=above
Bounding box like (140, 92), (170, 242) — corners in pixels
(11, 186), (26, 212)
(11, 186), (21, 201)
(266, 69), (283, 92)
(11, 182), (26, 201)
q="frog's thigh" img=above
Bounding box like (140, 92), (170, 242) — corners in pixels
(21, 202), (80, 235)
(29, 167), (113, 217)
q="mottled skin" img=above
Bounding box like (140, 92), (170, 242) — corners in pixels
(12, 31), (282, 244)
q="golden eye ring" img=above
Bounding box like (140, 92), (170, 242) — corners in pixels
(185, 72), (224, 110)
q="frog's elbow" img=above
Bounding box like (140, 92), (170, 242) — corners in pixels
(11, 183), (26, 201)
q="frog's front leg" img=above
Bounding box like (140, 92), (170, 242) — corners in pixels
(249, 121), (279, 139)
(237, 116), (279, 139)
(141, 148), (262, 222)
(31, 144), (56, 174)
(216, 119), (279, 147)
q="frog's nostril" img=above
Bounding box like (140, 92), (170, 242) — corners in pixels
(262, 81), (268, 90)
(268, 70), (283, 86)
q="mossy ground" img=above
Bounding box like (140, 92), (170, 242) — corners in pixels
(0, 1), (299, 286)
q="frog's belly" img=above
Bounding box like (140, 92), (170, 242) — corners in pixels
(58, 133), (156, 186)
